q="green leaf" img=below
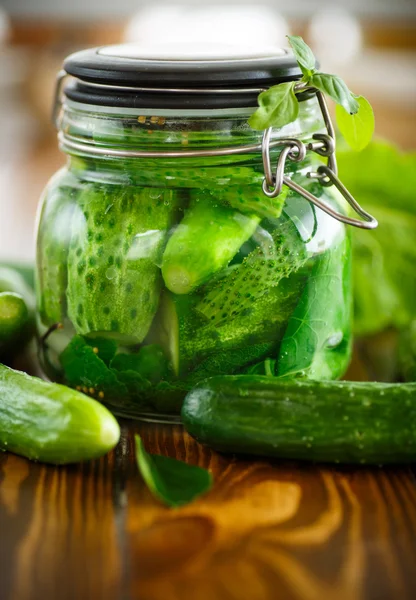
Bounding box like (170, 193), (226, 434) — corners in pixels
(287, 35), (317, 78)
(111, 344), (169, 384)
(135, 434), (212, 507)
(248, 81), (299, 131)
(60, 335), (126, 397)
(59, 335), (156, 402)
(337, 141), (416, 335)
(83, 335), (118, 365)
(336, 96), (375, 151)
(311, 73), (359, 114)
(277, 235), (352, 380)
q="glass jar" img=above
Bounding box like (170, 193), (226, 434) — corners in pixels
(35, 45), (367, 421)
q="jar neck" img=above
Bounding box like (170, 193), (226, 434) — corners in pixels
(61, 97), (323, 150)
(61, 98), (325, 186)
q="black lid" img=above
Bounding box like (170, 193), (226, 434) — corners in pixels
(63, 43), (304, 110)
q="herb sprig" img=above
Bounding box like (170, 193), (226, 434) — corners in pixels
(249, 35), (374, 152)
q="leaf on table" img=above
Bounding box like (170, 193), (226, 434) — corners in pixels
(135, 434), (213, 507)
(337, 141), (416, 336)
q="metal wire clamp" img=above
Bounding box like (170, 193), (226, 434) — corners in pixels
(261, 91), (377, 230)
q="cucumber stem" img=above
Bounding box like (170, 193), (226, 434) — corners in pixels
(40, 322), (63, 346)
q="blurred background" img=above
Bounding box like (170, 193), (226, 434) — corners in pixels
(0, 0), (415, 261)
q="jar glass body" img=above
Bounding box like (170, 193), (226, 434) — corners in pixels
(35, 98), (352, 420)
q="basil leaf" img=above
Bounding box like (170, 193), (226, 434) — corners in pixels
(336, 96), (375, 151)
(135, 434), (212, 507)
(287, 35), (317, 78)
(311, 73), (359, 114)
(248, 81), (299, 131)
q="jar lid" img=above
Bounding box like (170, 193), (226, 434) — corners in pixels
(62, 43), (303, 109)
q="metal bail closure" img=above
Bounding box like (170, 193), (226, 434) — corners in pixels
(261, 88), (378, 230)
(262, 135), (378, 230)
(262, 128), (306, 198)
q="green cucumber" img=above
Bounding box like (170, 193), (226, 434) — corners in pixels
(147, 276), (303, 377)
(196, 217), (307, 325)
(0, 266), (35, 315)
(191, 277), (305, 377)
(67, 184), (177, 343)
(144, 292), (189, 376)
(0, 268), (35, 360)
(219, 184), (289, 220)
(161, 198), (260, 294)
(36, 180), (80, 326)
(0, 293), (29, 345)
(182, 375), (416, 465)
(0, 364), (120, 464)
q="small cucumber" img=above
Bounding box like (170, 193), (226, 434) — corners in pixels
(162, 199), (260, 294)
(0, 268), (35, 360)
(36, 180), (79, 326)
(0, 292), (29, 345)
(147, 278), (302, 378)
(0, 266), (35, 315)
(67, 184), (177, 343)
(196, 217), (307, 325)
(144, 291), (188, 376)
(182, 375), (416, 465)
(0, 364), (120, 464)
(219, 184), (289, 220)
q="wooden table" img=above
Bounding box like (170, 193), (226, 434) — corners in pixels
(1, 421), (415, 600)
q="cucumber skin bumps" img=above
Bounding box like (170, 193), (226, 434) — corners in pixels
(65, 184), (178, 343)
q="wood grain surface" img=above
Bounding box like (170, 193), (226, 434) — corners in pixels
(1, 422), (416, 600)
